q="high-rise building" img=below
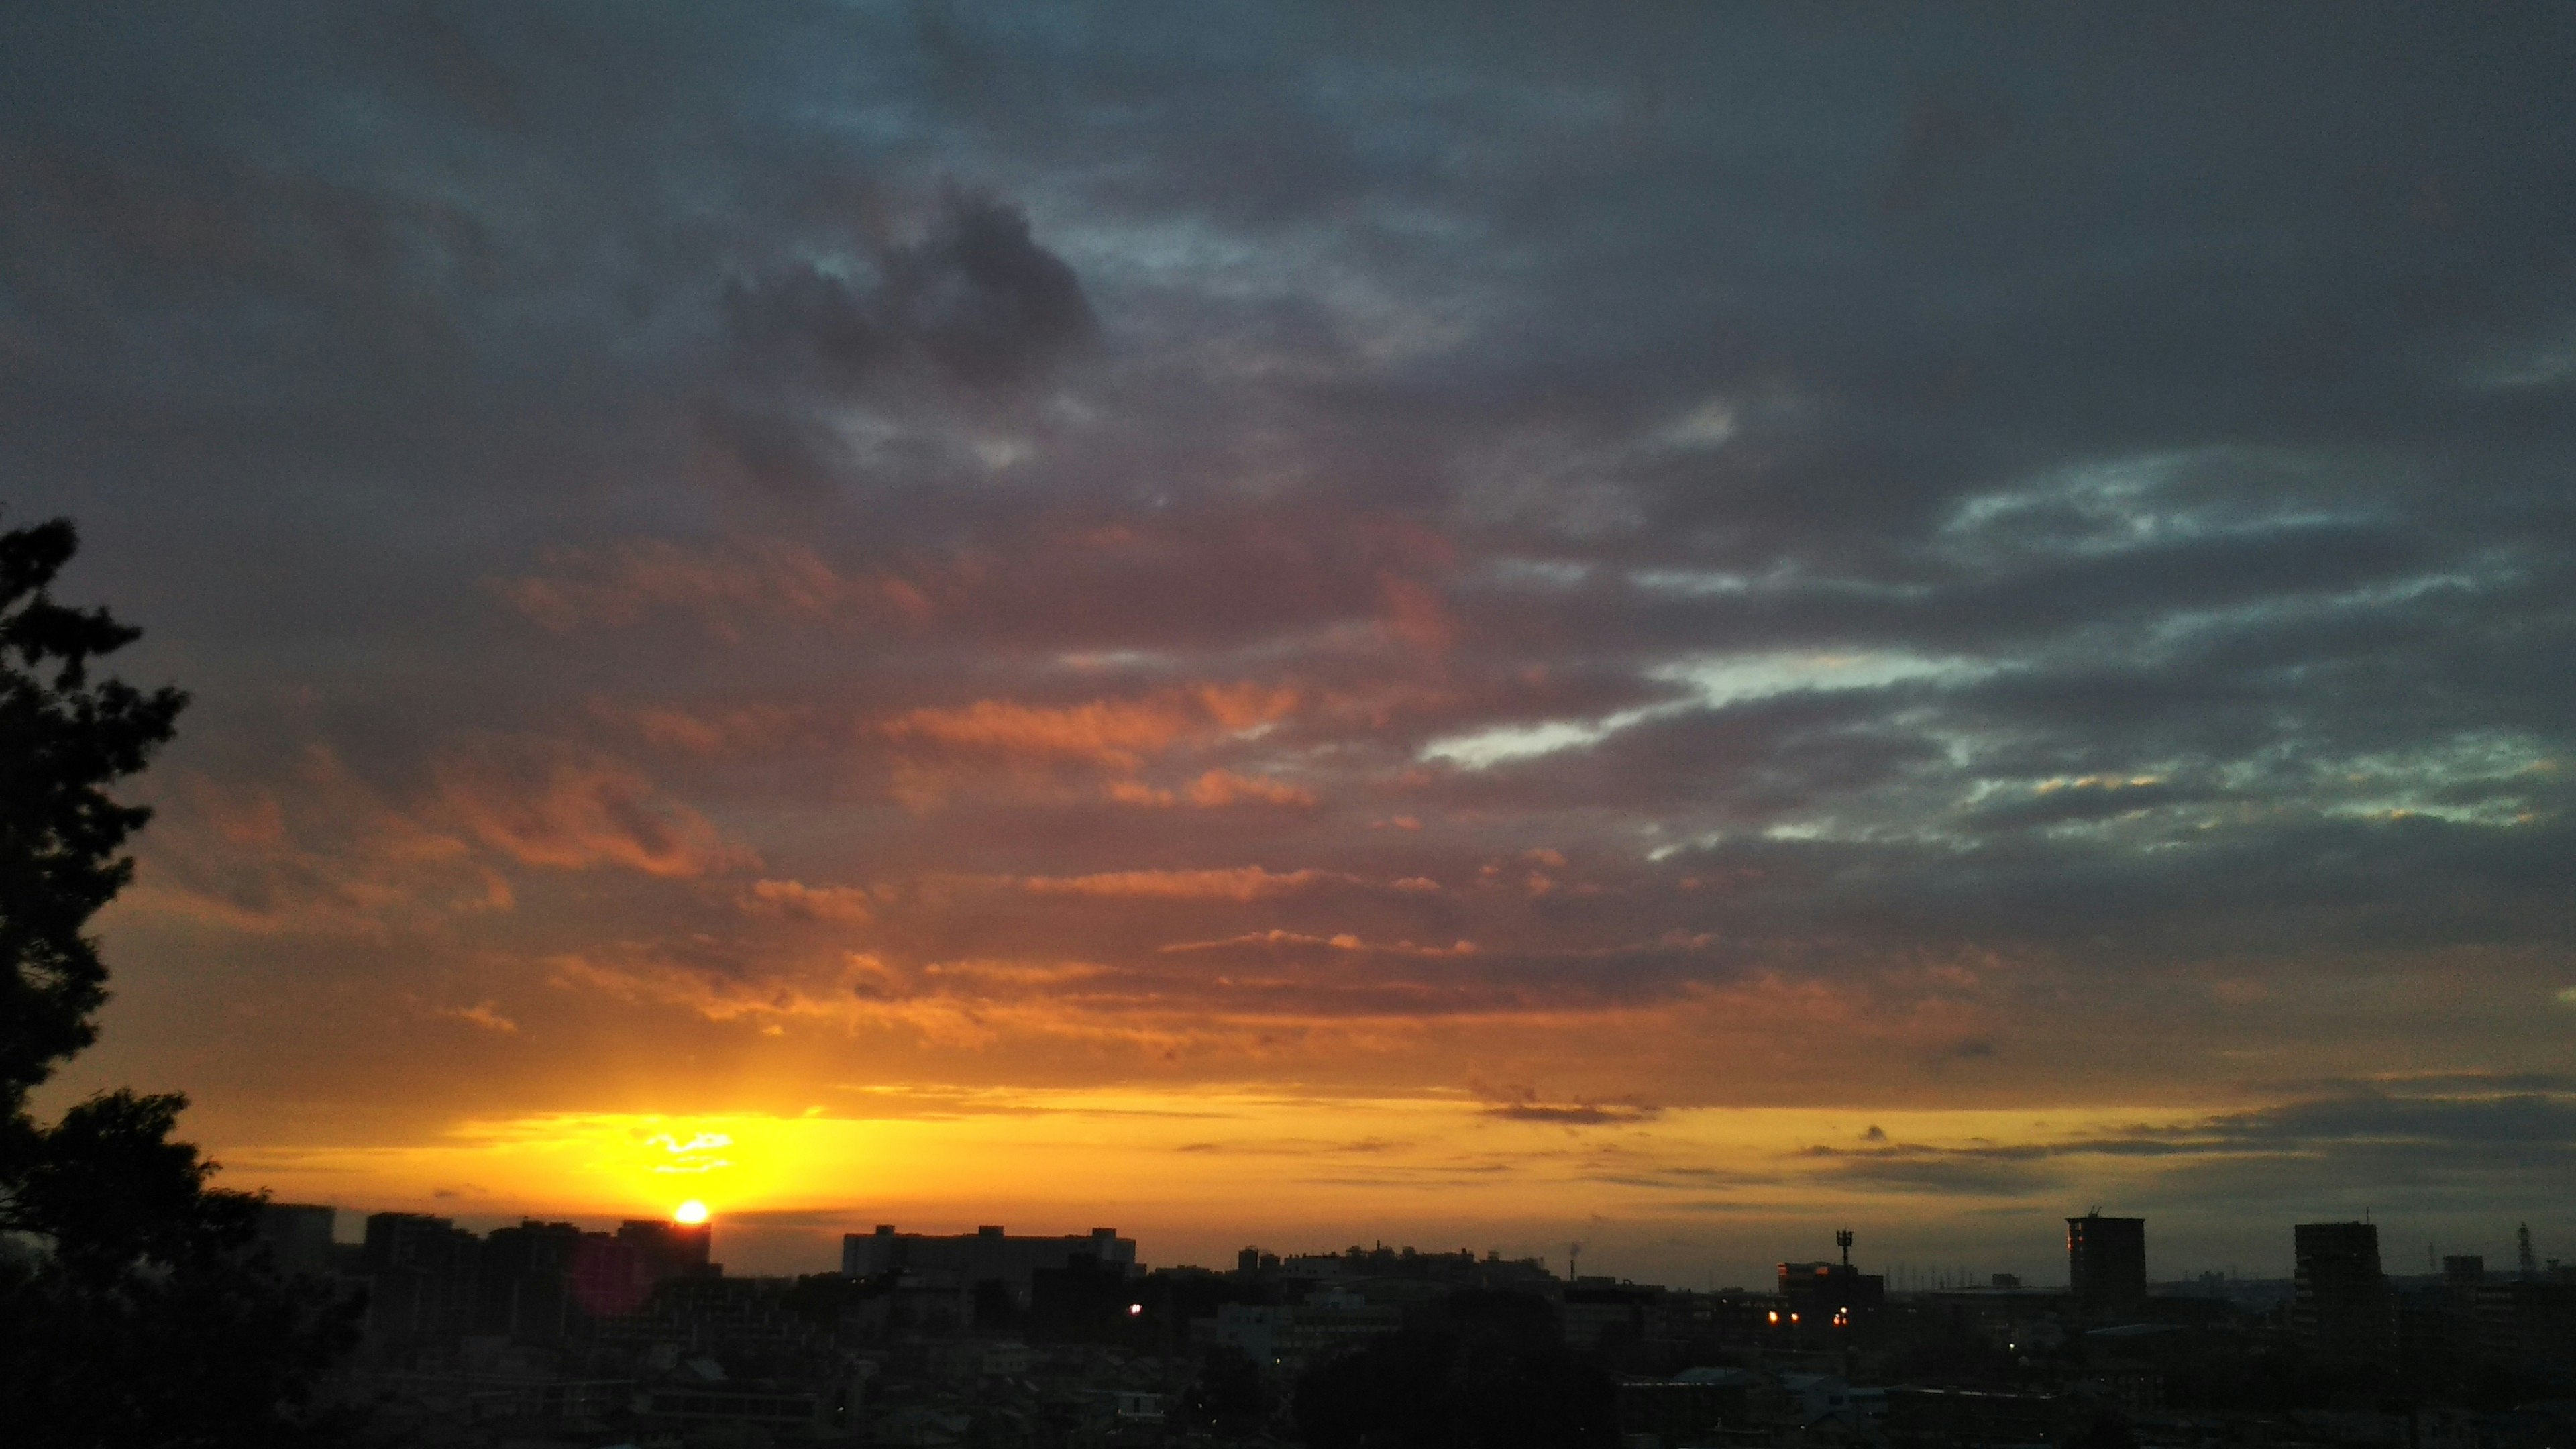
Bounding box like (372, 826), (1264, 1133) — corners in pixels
(480, 1220), (586, 1343)
(252, 1202), (337, 1277)
(619, 1217), (715, 1283)
(363, 1212), (482, 1338)
(2294, 1222), (2396, 1367)
(2068, 1212), (2147, 1316)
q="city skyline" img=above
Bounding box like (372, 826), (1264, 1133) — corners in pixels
(10, 4), (2576, 1294)
(247, 1197), (2565, 1295)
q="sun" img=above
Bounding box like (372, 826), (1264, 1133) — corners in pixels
(674, 1199), (709, 1224)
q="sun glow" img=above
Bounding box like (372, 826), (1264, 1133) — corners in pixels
(212, 1089), (2215, 1260)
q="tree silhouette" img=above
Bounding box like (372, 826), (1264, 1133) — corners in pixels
(0, 517), (358, 1447)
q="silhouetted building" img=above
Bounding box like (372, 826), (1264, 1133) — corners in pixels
(253, 1201), (337, 1277)
(1777, 1261), (1885, 1332)
(620, 1217), (716, 1283)
(2294, 1221), (2396, 1367)
(364, 1212), (483, 1339)
(598, 1275), (832, 1361)
(2475, 1278), (2576, 1375)
(1563, 1279), (1662, 1351)
(841, 1224), (1135, 1305)
(1205, 1288), (1403, 1374)
(480, 1219), (588, 1343)
(2068, 1212), (2147, 1316)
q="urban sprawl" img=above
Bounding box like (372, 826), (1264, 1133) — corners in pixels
(240, 1205), (2576, 1448)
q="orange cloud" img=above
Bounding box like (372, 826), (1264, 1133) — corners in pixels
(1160, 930), (1479, 957)
(437, 1000), (520, 1034)
(882, 684), (1300, 771)
(1193, 682), (1301, 731)
(888, 697), (1195, 768)
(545, 951), (902, 1030)
(600, 700), (810, 757)
(496, 538), (929, 635)
(1109, 770), (1317, 809)
(1186, 770), (1315, 807)
(1377, 574), (1456, 652)
(1020, 867), (1344, 900)
(740, 879), (875, 924)
(435, 744), (757, 878)
(121, 749), (512, 938)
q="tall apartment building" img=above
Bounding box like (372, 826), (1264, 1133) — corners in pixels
(252, 1201), (339, 1277)
(619, 1217), (715, 1282)
(2294, 1221), (2396, 1368)
(363, 1212), (484, 1339)
(2068, 1212), (2147, 1317)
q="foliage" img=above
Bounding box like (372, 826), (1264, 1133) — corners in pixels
(0, 518), (360, 1448)
(0, 518), (186, 1110)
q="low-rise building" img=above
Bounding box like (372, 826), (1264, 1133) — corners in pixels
(843, 1223), (1137, 1306)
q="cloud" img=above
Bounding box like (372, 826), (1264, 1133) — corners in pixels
(599, 700), (815, 757)
(1110, 770), (1317, 808)
(433, 742), (757, 879)
(1158, 930), (1477, 957)
(13, 2), (2576, 1254)
(1020, 867), (1344, 901)
(740, 879), (875, 924)
(1479, 1090), (1664, 1126)
(1185, 770), (1316, 808)
(882, 685), (1298, 770)
(437, 1000), (519, 1034)
(497, 539), (930, 635)
(724, 187), (1095, 390)
(121, 750), (512, 938)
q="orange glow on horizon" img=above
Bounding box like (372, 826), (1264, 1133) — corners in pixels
(208, 1089), (2212, 1250)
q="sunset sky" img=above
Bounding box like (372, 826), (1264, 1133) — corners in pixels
(9, 5), (2574, 1286)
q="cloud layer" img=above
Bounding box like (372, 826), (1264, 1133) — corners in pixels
(8, 3), (2573, 1263)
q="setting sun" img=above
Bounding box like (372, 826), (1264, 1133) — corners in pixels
(673, 1200), (708, 1225)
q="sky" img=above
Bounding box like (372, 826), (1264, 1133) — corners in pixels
(7, 3), (2574, 1287)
